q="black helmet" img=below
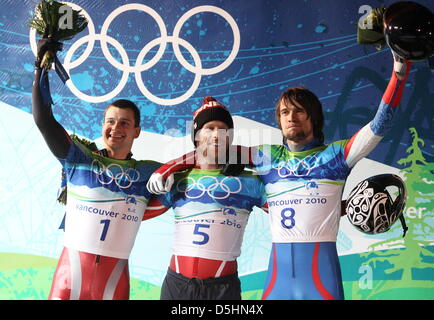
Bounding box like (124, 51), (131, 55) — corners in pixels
(345, 174), (408, 237)
(383, 1), (434, 61)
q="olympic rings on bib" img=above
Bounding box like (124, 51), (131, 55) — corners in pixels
(274, 155), (319, 178)
(91, 160), (140, 189)
(29, 3), (240, 105)
(176, 175), (242, 199)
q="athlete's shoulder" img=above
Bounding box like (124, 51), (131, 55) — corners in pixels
(256, 144), (284, 151)
(62, 134), (97, 163)
(173, 167), (201, 177)
(237, 168), (262, 179)
(134, 159), (162, 167)
(328, 139), (348, 146)
(171, 168), (201, 184)
(70, 134), (98, 151)
(173, 167), (261, 181)
(320, 140), (351, 163)
(326, 139), (350, 151)
(254, 144), (285, 160)
(130, 160), (163, 179)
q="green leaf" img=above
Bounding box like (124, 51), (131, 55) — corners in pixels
(28, 0), (88, 40)
(357, 6), (386, 46)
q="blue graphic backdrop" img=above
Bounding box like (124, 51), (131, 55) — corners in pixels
(0, 0), (433, 300)
(0, 0), (432, 165)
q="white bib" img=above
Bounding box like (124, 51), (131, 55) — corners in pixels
(266, 180), (343, 242)
(64, 187), (147, 259)
(172, 207), (250, 261)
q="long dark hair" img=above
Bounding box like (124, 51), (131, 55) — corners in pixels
(275, 86), (324, 143)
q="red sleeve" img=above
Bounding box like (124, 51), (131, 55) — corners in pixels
(153, 150), (196, 179)
(344, 61), (412, 162)
(382, 61), (412, 107)
(142, 197), (169, 221)
(153, 146), (254, 179)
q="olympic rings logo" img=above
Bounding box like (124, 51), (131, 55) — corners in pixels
(176, 175), (242, 199)
(91, 159), (140, 189)
(273, 155), (318, 178)
(30, 3), (240, 105)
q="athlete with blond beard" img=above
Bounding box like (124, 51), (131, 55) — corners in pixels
(144, 96), (268, 300)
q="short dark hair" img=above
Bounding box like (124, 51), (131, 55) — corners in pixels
(104, 99), (141, 127)
(275, 86), (324, 143)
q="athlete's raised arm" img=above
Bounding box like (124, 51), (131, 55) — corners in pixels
(32, 38), (71, 159)
(343, 53), (412, 168)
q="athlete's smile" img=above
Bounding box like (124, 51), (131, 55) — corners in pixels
(108, 132), (125, 140)
(101, 106), (141, 159)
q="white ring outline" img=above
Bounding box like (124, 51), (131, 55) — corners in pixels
(63, 34), (130, 103)
(176, 175), (242, 199)
(99, 4), (168, 73)
(29, 3), (240, 105)
(172, 5), (240, 76)
(274, 155), (318, 178)
(92, 160), (140, 189)
(107, 163), (140, 189)
(135, 36), (202, 106)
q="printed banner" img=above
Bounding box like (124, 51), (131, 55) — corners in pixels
(0, 0), (432, 300)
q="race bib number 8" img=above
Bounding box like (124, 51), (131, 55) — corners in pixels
(281, 208), (296, 229)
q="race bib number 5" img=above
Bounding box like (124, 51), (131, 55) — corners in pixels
(193, 224), (210, 245)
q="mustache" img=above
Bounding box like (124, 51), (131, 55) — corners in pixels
(284, 131), (307, 142)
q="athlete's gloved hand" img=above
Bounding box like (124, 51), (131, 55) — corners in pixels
(35, 37), (63, 69)
(146, 173), (174, 194)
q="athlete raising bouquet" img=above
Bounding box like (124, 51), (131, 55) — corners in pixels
(147, 53), (412, 299)
(32, 38), (189, 300)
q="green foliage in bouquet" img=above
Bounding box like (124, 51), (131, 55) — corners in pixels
(357, 6), (387, 47)
(28, 0), (88, 69)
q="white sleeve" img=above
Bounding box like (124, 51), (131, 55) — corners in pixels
(344, 123), (383, 169)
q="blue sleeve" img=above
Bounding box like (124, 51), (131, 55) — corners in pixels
(58, 140), (88, 165)
(252, 145), (274, 176)
(259, 181), (267, 208)
(156, 191), (173, 209)
(56, 141), (89, 183)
